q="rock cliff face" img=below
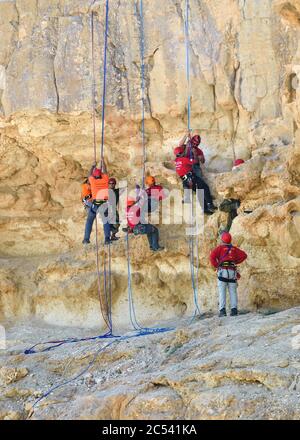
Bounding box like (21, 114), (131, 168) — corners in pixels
(0, 0), (300, 329)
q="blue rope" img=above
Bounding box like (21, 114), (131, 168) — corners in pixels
(24, 331), (118, 355)
(184, 0), (201, 319)
(29, 324), (177, 412)
(125, 232), (173, 335)
(135, 0), (146, 188)
(185, 0), (191, 132)
(100, 0), (109, 170)
(31, 337), (121, 409)
(108, 243), (113, 329)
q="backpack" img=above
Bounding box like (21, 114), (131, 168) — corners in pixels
(219, 198), (240, 213)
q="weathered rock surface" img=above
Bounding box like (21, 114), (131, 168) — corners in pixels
(0, 0), (300, 420)
(0, 0), (299, 327)
(0, 309), (300, 420)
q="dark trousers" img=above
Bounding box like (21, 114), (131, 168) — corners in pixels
(192, 175), (213, 209)
(182, 174), (213, 209)
(84, 203), (111, 242)
(133, 223), (159, 250)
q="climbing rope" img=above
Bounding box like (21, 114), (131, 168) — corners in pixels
(184, 0), (201, 318)
(125, 232), (173, 335)
(90, 11), (97, 164)
(136, 0), (146, 188)
(90, 3), (113, 333)
(185, 0), (191, 133)
(100, 0), (110, 172)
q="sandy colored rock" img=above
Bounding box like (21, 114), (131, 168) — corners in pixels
(0, 0), (300, 420)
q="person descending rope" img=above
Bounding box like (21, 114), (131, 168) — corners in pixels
(174, 145), (215, 214)
(179, 131), (205, 178)
(210, 232), (247, 317)
(176, 131), (216, 214)
(125, 196), (164, 252)
(145, 175), (167, 213)
(81, 177), (92, 213)
(82, 161), (112, 245)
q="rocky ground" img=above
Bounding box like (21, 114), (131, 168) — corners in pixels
(1, 307), (300, 420)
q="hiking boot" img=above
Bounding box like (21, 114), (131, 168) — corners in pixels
(104, 238), (113, 245)
(230, 308), (238, 316)
(110, 235), (119, 241)
(82, 239), (90, 245)
(219, 308), (227, 317)
(207, 203), (217, 212)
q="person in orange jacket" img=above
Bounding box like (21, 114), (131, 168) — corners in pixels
(81, 178), (92, 213)
(82, 161), (111, 245)
(145, 175), (167, 213)
(210, 232), (247, 317)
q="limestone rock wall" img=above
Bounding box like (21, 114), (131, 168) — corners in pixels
(0, 0), (300, 329)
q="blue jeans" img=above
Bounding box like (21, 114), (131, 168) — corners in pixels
(133, 224), (159, 250)
(84, 203), (111, 242)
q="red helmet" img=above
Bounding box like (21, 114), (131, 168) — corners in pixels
(92, 168), (102, 178)
(109, 177), (116, 184)
(221, 232), (232, 244)
(174, 146), (185, 156)
(233, 159), (245, 167)
(191, 135), (201, 147)
(127, 197), (136, 207)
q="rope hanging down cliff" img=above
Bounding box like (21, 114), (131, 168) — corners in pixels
(184, 0), (201, 318)
(124, 0), (173, 336)
(91, 2), (114, 336)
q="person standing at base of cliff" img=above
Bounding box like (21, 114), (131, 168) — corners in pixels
(82, 161), (111, 245)
(209, 232), (247, 317)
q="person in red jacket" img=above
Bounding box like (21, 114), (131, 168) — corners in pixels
(210, 232), (247, 317)
(125, 197), (164, 252)
(179, 132), (205, 178)
(174, 144), (216, 213)
(145, 175), (167, 213)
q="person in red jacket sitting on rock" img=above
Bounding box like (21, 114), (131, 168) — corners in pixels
(210, 232), (247, 317)
(145, 175), (167, 213)
(125, 197), (164, 252)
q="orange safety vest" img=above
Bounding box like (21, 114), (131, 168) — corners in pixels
(81, 182), (92, 201)
(89, 174), (109, 201)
